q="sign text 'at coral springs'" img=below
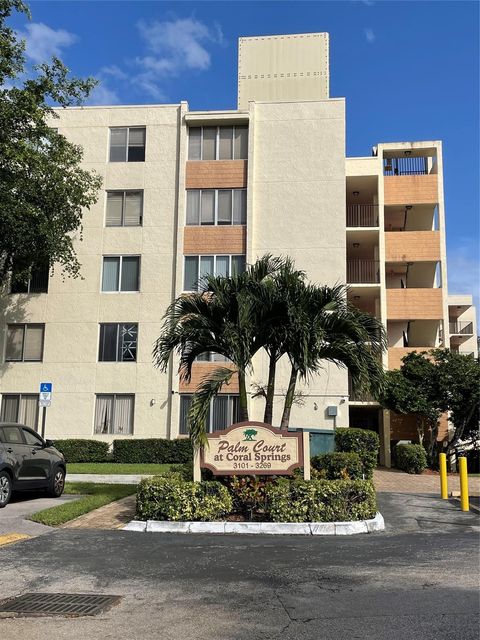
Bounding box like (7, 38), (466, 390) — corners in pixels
(201, 422), (304, 476)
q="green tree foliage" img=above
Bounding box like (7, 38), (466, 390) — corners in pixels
(0, 0), (102, 285)
(155, 255), (387, 448)
(380, 350), (480, 464)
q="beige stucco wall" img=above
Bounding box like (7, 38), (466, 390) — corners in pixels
(0, 105), (183, 440)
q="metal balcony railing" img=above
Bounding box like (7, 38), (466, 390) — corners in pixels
(383, 157), (429, 176)
(347, 259), (380, 284)
(346, 204), (379, 227)
(449, 321), (474, 335)
(348, 377), (376, 402)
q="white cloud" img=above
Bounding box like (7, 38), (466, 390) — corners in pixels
(18, 23), (77, 64)
(133, 17), (224, 98)
(364, 28), (375, 43)
(87, 82), (120, 106)
(447, 239), (480, 311)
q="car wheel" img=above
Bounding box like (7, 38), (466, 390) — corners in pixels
(0, 471), (12, 508)
(48, 467), (65, 498)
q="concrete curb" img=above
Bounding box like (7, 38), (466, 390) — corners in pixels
(123, 512), (385, 535)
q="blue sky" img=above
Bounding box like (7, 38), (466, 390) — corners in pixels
(12, 1), (480, 307)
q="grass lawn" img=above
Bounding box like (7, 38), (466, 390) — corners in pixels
(67, 463), (173, 475)
(29, 482), (137, 527)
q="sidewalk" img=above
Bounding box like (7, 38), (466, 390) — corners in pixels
(61, 495), (136, 529)
(67, 473), (150, 484)
(374, 468), (480, 494)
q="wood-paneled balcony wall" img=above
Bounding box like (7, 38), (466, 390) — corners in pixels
(386, 288), (443, 320)
(388, 347), (431, 370)
(186, 160), (248, 189)
(184, 226), (246, 255)
(384, 175), (438, 205)
(179, 363), (239, 393)
(385, 231), (441, 262)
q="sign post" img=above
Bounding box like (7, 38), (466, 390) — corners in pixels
(38, 382), (52, 438)
(196, 421), (307, 480)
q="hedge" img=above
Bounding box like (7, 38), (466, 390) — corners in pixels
(53, 439), (109, 463)
(396, 443), (427, 474)
(311, 452), (363, 480)
(113, 439), (192, 464)
(334, 428), (379, 479)
(265, 479), (377, 523)
(136, 476), (232, 521)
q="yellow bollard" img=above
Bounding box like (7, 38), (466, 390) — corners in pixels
(439, 453), (448, 499)
(459, 457), (469, 512)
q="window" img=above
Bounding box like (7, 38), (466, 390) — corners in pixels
(22, 428), (44, 447)
(0, 394), (39, 430)
(0, 426), (24, 444)
(102, 256), (140, 292)
(94, 394), (134, 435)
(106, 191), (143, 226)
(5, 324), (44, 362)
(179, 394), (239, 435)
(10, 263), (49, 294)
(98, 323), (138, 362)
(186, 189), (246, 225)
(196, 352), (230, 362)
(184, 255), (246, 291)
(109, 127), (146, 162)
(188, 126), (248, 160)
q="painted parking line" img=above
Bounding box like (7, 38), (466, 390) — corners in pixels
(0, 533), (31, 547)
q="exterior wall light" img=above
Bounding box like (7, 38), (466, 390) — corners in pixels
(353, 242), (360, 248)
(353, 191), (360, 196)
(404, 150), (412, 156)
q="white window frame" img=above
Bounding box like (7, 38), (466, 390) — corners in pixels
(188, 125), (248, 161)
(105, 190), (144, 227)
(183, 254), (246, 292)
(93, 394), (135, 435)
(179, 394), (239, 435)
(101, 255), (141, 293)
(186, 189), (246, 226)
(108, 127), (146, 163)
(5, 324), (45, 363)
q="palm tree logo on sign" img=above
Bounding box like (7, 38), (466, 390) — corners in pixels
(243, 429), (258, 441)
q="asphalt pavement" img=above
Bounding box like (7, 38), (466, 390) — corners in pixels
(0, 492), (478, 640)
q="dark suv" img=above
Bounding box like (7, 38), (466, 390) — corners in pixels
(0, 423), (66, 508)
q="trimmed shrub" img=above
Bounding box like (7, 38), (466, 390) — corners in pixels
(53, 439), (109, 463)
(334, 428), (379, 478)
(265, 479), (377, 523)
(311, 452), (363, 480)
(396, 443), (427, 474)
(113, 438), (193, 464)
(136, 476), (232, 521)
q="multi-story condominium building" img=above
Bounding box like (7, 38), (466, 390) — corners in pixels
(0, 32), (477, 466)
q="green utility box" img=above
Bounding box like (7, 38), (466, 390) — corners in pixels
(288, 428), (335, 457)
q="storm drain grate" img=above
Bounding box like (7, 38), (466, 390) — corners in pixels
(0, 593), (121, 617)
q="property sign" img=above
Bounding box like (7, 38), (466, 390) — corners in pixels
(39, 382), (52, 408)
(201, 422), (304, 476)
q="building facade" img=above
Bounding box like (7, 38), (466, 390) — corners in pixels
(0, 33), (477, 466)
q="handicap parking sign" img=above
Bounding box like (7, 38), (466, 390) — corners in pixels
(40, 383), (52, 393)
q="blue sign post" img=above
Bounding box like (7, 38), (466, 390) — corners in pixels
(39, 382), (53, 438)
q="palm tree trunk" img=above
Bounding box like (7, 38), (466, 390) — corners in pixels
(238, 369), (249, 422)
(280, 366), (297, 429)
(263, 353), (277, 425)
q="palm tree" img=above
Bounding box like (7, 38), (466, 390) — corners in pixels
(278, 283), (387, 428)
(153, 255), (283, 446)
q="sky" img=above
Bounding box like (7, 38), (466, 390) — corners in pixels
(10, 0), (480, 308)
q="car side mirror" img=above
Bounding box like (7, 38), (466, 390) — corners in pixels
(44, 439), (54, 448)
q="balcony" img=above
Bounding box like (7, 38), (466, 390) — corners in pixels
(383, 156), (429, 176)
(347, 259), (380, 284)
(346, 205), (379, 228)
(384, 174), (438, 206)
(388, 347), (430, 370)
(386, 288), (443, 320)
(348, 375), (376, 402)
(385, 231), (440, 262)
(449, 321), (474, 335)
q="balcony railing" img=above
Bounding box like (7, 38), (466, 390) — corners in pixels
(347, 259), (380, 284)
(346, 205), (379, 227)
(383, 157), (429, 176)
(449, 321), (474, 335)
